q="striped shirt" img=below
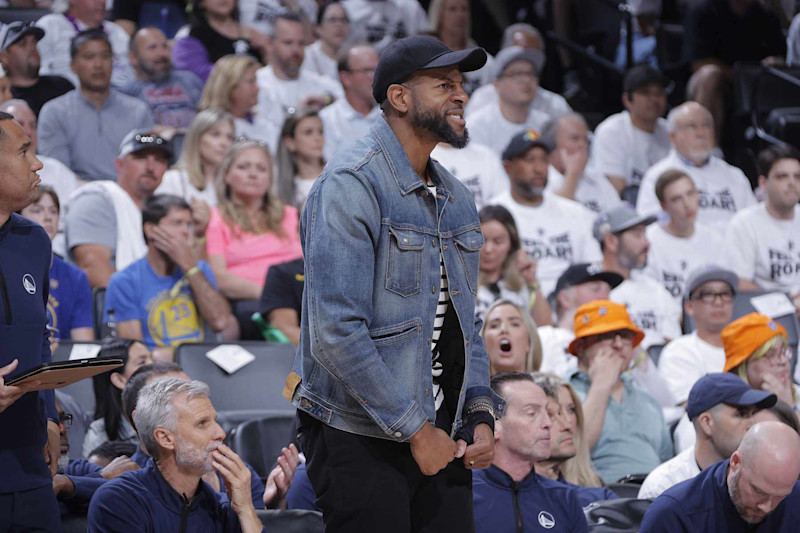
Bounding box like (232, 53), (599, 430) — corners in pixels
(429, 185), (450, 412)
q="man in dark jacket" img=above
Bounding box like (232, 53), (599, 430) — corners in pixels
(0, 111), (62, 531)
(473, 372), (589, 532)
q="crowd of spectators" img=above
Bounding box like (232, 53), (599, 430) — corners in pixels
(2, 0), (800, 530)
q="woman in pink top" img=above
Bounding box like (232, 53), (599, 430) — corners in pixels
(206, 140), (303, 300)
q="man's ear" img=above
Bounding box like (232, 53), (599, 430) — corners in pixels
(696, 412), (714, 439)
(385, 83), (410, 115)
(757, 175), (767, 189)
(154, 428), (176, 452)
(143, 221), (155, 243)
(494, 419), (503, 443)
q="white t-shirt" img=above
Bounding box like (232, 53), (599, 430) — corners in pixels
(302, 40), (339, 83)
(636, 150), (757, 234)
(644, 222), (725, 303)
(490, 191), (602, 296)
(256, 66), (344, 132)
(237, 0), (318, 36)
(724, 203), (800, 294)
(638, 447), (700, 499)
(319, 97), (381, 160)
(431, 142), (508, 210)
(657, 331), (726, 405)
(538, 325), (578, 378)
(155, 168), (218, 206)
(545, 164), (622, 214)
(465, 84), (573, 122)
(610, 271), (682, 349)
(592, 111), (671, 186)
(467, 101), (552, 157)
(342, 0), (429, 52)
(36, 14), (133, 88)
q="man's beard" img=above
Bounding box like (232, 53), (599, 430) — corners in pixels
(728, 468), (766, 525)
(140, 60), (171, 83)
(409, 104), (469, 148)
(175, 437), (219, 473)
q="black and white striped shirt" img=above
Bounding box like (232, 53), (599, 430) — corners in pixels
(429, 185), (450, 412)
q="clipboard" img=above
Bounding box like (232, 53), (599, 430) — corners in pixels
(5, 357), (124, 391)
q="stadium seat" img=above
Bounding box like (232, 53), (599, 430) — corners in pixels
(605, 483), (642, 500)
(174, 341), (297, 430)
(584, 498), (652, 532)
(229, 415), (297, 483)
(256, 509), (323, 532)
(0, 8), (49, 24)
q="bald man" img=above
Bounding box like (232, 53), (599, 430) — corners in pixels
(636, 102), (756, 234)
(641, 421), (800, 531)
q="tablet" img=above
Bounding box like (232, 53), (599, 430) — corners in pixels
(5, 357), (124, 391)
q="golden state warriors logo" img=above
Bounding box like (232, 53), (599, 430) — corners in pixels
(47, 294), (59, 332)
(146, 290), (205, 347)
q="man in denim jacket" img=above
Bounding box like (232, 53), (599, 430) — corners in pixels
(284, 35), (505, 531)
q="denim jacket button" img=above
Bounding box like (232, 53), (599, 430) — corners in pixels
(432, 239), (437, 247)
(394, 431), (402, 438)
(431, 286), (436, 294)
(425, 388), (430, 396)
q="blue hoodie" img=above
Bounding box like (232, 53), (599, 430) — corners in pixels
(0, 214), (58, 493)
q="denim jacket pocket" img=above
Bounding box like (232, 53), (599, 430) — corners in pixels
(453, 229), (484, 295)
(386, 226), (424, 297)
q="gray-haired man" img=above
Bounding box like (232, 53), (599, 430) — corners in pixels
(88, 377), (264, 532)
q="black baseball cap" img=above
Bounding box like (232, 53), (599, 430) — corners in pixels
(501, 128), (551, 161)
(372, 35), (487, 104)
(623, 64), (670, 94)
(0, 21), (44, 51)
(118, 129), (172, 159)
(686, 373), (776, 420)
(552, 263), (624, 298)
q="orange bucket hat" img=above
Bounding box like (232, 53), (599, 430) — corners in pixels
(568, 300), (645, 355)
(722, 313), (787, 372)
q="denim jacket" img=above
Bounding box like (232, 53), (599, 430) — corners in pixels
(285, 116), (505, 442)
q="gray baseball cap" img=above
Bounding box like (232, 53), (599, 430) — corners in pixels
(684, 265), (738, 300)
(592, 203), (657, 243)
(491, 46), (546, 82)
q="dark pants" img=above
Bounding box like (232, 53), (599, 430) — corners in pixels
(0, 484), (61, 533)
(298, 412), (474, 533)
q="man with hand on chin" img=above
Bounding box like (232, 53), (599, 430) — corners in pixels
(0, 112), (62, 531)
(88, 377), (264, 532)
(286, 35), (504, 530)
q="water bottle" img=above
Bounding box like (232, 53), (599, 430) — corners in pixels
(106, 308), (118, 338)
(251, 312), (290, 343)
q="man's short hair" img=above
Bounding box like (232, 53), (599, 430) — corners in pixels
(337, 43), (371, 73)
(129, 25), (162, 54)
(268, 10), (304, 38)
(122, 361), (184, 430)
(141, 194), (191, 242)
(0, 110), (16, 146)
(654, 169), (693, 203)
(317, 0), (347, 25)
(756, 145), (800, 177)
(135, 377), (210, 458)
(491, 371), (535, 400)
(501, 23), (544, 52)
(70, 28), (111, 60)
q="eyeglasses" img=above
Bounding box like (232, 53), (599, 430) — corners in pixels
(322, 16), (349, 25)
(499, 71), (537, 81)
(692, 290), (735, 304)
(59, 412), (73, 429)
(592, 330), (637, 344)
(762, 345), (792, 365)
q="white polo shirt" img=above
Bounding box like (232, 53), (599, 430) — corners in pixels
(319, 97), (381, 160)
(725, 203), (800, 294)
(636, 150), (757, 234)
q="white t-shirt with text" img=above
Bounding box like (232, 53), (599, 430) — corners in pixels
(610, 271), (682, 349)
(545, 164), (622, 214)
(467, 101), (551, 157)
(431, 143), (509, 211)
(657, 331), (726, 405)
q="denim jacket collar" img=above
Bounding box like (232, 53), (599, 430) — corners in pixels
(371, 116), (434, 197)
